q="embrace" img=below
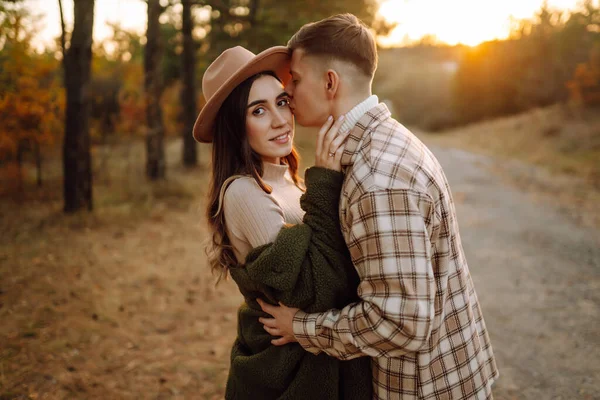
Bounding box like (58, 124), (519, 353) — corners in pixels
(193, 13), (499, 400)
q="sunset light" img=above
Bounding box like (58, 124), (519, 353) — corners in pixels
(2, 0), (600, 398)
(26, 0), (585, 50)
(377, 0), (582, 47)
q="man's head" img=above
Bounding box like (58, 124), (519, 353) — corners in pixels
(285, 13), (378, 127)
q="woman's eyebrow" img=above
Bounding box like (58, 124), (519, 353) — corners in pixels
(247, 99), (265, 108)
(247, 92), (289, 109)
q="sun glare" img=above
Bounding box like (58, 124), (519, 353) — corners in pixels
(28, 0), (583, 51)
(377, 0), (581, 47)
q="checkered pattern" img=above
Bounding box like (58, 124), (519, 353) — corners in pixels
(292, 104), (498, 399)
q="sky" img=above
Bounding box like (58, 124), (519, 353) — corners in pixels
(378, 0), (583, 46)
(26, 0), (584, 50)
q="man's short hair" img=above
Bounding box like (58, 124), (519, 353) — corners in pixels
(287, 13), (377, 79)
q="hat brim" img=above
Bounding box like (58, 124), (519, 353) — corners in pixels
(193, 46), (291, 143)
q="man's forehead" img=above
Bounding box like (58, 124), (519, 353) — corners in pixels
(290, 48), (305, 72)
(290, 48), (317, 75)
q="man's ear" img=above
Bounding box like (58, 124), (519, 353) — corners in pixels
(325, 69), (340, 99)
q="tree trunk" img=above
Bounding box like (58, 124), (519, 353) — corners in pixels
(35, 141), (42, 187)
(16, 140), (24, 193)
(181, 0), (197, 167)
(58, 0), (66, 61)
(144, 0), (166, 180)
(62, 0), (94, 212)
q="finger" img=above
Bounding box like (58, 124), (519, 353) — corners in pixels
(263, 325), (281, 336)
(328, 128), (351, 154)
(315, 116), (334, 156)
(334, 143), (346, 168)
(258, 317), (278, 328)
(322, 115), (345, 157)
(256, 298), (275, 315)
(334, 142), (345, 161)
(272, 336), (293, 346)
(325, 143), (346, 172)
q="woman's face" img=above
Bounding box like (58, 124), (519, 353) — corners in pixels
(245, 75), (294, 165)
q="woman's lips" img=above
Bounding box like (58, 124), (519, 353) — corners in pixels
(270, 132), (290, 144)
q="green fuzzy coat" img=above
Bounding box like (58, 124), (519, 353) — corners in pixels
(226, 167), (372, 400)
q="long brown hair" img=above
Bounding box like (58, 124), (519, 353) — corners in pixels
(206, 71), (303, 282)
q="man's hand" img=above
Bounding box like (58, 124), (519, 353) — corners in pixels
(256, 298), (300, 346)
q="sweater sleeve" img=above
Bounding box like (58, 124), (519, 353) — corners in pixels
(223, 178), (286, 249)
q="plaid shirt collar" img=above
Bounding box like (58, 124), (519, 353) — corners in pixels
(341, 102), (392, 167)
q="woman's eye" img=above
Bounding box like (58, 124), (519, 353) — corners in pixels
(278, 98), (289, 107)
(252, 107), (265, 116)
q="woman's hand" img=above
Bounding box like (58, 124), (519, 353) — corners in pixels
(315, 115), (350, 172)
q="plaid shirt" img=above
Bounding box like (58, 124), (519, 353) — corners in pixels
(292, 104), (498, 399)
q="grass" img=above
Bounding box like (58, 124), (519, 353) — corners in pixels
(0, 137), (237, 399)
(429, 103), (600, 182)
(0, 127), (317, 399)
(0, 126), (333, 399)
(420, 103), (600, 228)
(374, 46), (461, 131)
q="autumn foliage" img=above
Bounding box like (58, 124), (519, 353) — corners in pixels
(0, 5), (64, 192)
(0, 48), (64, 151)
(567, 44), (600, 105)
(452, 1), (600, 126)
(0, 0), (598, 197)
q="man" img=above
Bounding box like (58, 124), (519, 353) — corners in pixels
(257, 13), (499, 399)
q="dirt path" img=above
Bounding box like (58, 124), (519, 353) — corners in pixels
(1, 140), (599, 399)
(425, 144), (600, 400)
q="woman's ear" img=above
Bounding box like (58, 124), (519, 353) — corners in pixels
(325, 69), (340, 99)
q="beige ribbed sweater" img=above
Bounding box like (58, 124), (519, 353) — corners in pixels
(222, 163), (305, 264)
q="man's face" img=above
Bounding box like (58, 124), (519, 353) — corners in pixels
(285, 49), (330, 127)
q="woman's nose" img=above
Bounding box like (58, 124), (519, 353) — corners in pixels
(272, 109), (287, 127)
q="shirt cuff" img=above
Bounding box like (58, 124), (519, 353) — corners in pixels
(292, 310), (321, 354)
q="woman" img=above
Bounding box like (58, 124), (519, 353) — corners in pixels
(193, 46), (372, 399)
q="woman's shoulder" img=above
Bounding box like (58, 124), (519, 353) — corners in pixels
(222, 176), (278, 212)
(223, 176), (263, 202)
(221, 176), (285, 243)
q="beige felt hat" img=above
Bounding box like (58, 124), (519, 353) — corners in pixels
(192, 46), (291, 143)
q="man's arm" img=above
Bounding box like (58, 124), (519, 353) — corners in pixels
(291, 188), (437, 360)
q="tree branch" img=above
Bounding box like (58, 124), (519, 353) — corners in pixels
(57, 0), (67, 61)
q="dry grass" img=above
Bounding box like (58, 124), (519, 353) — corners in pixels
(0, 129), (321, 399)
(420, 103), (600, 228)
(0, 139), (242, 399)
(374, 46), (461, 131)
